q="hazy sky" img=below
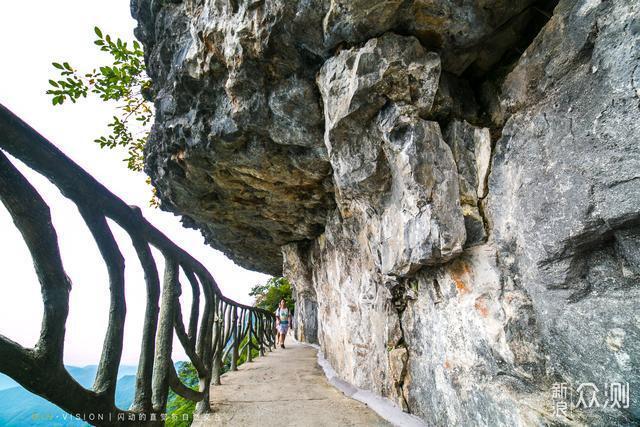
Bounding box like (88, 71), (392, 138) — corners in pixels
(0, 1), (271, 365)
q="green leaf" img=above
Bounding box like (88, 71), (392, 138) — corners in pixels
(46, 26), (154, 182)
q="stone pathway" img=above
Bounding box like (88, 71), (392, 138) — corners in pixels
(195, 340), (391, 427)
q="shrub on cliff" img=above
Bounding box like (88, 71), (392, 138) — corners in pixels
(250, 277), (294, 313)
(46, 26), (158, 205)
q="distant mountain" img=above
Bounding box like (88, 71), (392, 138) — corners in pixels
(0, 365), (138, 426)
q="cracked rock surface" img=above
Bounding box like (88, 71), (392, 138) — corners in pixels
(131, 0), (546, 274)
(134, 0), (639, 424)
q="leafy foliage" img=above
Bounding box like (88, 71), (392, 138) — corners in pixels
(47, 26), (153, 176)
(166, 362), (197, 427)
(249, 277), (294, 313)
(219, 333), (260, 373)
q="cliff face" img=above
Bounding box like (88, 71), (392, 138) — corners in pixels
(133, 0), (639, 424)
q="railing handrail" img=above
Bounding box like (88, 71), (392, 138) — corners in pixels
(0, 103), (270, 315)
(0, 103), (276, 426)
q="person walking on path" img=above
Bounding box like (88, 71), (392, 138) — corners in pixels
(275, 299), (290, 349)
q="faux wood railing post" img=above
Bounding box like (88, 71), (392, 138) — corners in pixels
(79, 208), (127, 402)
(258, 316), (265, 357)
(247, 312), (254, 362)
(247, 311), (255, 362)
(185, 270), (200, 348)
(195, 289), (213, 415)
(231, 307), (239, 371)
(130, 236), (160, 413)
(212, 351), (222, 386)
(151, 259), (178, 413)
(211, 315), (222, 386)
(267, 317), (274, 351)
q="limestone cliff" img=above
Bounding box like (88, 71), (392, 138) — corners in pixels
(133, 0), (639, 424)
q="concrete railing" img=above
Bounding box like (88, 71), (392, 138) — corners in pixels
(0, 104), (276, 425)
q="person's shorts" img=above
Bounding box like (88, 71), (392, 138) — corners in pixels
(278, 322), (289, 334)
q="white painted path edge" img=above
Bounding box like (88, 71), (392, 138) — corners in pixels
(298, 339), (427, 427)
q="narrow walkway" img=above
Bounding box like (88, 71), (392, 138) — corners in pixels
(197, 340), (391, 426)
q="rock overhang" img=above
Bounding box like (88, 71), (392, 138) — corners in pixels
(131, 0), (555, 274)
